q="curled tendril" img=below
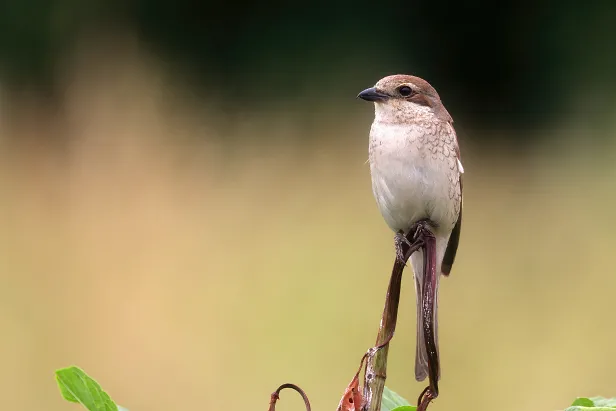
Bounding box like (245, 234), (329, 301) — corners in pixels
(268, 383), (311, 411)
(416, 386), (436, 411)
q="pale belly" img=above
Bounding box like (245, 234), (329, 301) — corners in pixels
(369, 124), (460, 235)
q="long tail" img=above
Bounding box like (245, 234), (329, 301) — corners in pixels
(410, 234), (448, 383)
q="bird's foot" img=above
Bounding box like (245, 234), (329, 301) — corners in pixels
(395, 220), (435, 263)
(394, 230), (412, 264)
(411, 219), (434, 238)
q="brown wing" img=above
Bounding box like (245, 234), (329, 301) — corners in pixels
(441, 169), (462, 276)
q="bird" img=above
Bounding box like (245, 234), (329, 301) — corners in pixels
(357, 74), (463, 384)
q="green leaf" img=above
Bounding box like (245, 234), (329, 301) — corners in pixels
(381, 387), (415, 411)
(589, 397), (616, 408)
(572, 398), (596, 407)
(565, 408), (616, 411)
(55, 366), (119, 411)
(566, 397), (616, 410)
(390, 406), (417, 411)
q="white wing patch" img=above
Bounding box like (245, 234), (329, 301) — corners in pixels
(457, 158), (464, 174)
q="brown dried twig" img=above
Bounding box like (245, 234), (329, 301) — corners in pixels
(273, 223), (441, 411)
(416, 385), (436, 411)
(362, 223), (427, 411)
(268, 383), (312, 411)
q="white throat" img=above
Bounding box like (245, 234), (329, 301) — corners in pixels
(374, 101), (435, 124)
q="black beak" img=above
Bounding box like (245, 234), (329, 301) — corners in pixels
(357, 87), (388, 102)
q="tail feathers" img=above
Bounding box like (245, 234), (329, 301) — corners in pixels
(411, 239), (443, 382)
(414, 271), (430, 381)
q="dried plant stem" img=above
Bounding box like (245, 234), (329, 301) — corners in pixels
(268, 383), (311, 411)
(362, 232), (424, 411)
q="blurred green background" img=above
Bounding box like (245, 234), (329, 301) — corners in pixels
(0, 1), (615, 411)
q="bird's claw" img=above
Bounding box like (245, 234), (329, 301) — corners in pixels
(394, 230), (412, 264)
(394, 220), (434, 263)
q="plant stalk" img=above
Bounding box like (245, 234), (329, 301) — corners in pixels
(362, 232), (423, 411)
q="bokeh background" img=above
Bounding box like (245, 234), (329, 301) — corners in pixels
(1, 1), (615, 410)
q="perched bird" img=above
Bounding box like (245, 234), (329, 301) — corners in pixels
(358, 75), (463, 383)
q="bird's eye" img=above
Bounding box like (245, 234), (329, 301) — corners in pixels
(398, 86), (413, 97)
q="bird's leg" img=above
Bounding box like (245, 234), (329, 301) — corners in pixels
(394, 230), (413, 263)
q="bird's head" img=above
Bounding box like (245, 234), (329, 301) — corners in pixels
(358, 74), (452, 123)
